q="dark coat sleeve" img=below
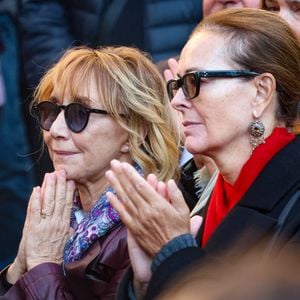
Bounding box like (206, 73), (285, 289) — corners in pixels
(115, 247), (208, 300)
(20, 0), (74, 89)
(0, 263), (73, 299)
(0, 225), (130, 299)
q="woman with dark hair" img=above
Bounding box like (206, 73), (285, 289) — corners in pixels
(106, 8), (300, 299)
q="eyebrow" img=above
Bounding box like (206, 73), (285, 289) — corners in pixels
(185, 67), (201, 73)
(49, 95), (94, 107)
(73, 96), (93, 106)
(49, 96), (59, 104)
(265, 0), (277, 4)
(176, 67), (201, 78)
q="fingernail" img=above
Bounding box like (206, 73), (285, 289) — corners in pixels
(106, 170), (112, 178)
(111, 159), (120, 168)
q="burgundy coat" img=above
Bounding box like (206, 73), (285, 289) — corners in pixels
(0, 223), (129, 299)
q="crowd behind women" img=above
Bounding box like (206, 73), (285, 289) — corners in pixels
(0, 0), (300, 299)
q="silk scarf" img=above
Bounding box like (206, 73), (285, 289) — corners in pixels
(63, 163), (143, 263)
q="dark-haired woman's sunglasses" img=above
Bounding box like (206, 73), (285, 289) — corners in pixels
(167, 70), (259, 100)
(32, 101), (109, 133)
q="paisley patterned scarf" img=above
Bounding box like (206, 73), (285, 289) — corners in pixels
(63, 163), (143, 263)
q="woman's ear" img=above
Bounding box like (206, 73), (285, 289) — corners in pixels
(252, 72), (277, 118)
(120, 142), (131, 153)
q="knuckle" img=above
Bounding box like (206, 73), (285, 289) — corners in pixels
(135, 180), (145, 192)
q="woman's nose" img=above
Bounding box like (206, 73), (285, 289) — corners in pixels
(49, 110), (69, 137)
(171, 88), (191, 111)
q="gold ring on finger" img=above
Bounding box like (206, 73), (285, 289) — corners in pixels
(40, 210), (51, 219)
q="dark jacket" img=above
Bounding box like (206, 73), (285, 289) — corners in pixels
(118, 136), (300, 299)
(0, 224), (129, 299)
(20, 0), (203, 88)
(0, 0), (33, 268)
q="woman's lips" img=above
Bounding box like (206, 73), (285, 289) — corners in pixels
(182, 121), (202, 127)
(53, 150), (78, 156)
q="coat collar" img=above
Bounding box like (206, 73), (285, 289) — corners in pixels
(205, 136), (300, 255)
(239, 135), (300, 211)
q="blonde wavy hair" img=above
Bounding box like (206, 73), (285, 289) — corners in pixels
(32, 46), (180, 181)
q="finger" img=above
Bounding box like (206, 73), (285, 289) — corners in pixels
(23, 186), (39, 234)
(121, 162), (165, 207)
(106, 168), (138, 215)
(147, 174), (158, 190)
(42, 172), (56, 216)
(107, 191), (134, 228)
(190, 215), (203, 238)
(53, 170), (67, 218)
(109, 160), (129, 199)
(62, 180), (75, 222)
(41, 173), (49, 203)
(168, 58), (178, 78)
(29, 186), (42, 225)
(164, 69), (174, 82)
(157, 181), (168, 200)
(166, 179), (189, 214)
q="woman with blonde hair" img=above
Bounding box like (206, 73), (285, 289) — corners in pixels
(0, 46), (180, 299)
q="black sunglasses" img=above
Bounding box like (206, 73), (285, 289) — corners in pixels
(167, 70), (260, 100)
(32, 101), (109, 133)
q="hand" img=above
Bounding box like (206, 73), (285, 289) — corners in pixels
(190, 215), (203, 237)
(147, 174), (203, 237)
(106, 160), (190, 257)
(163, 58), (178, 82)
(127, 230), (152, 300)
(6, 186), (36, 284)
(25, 170), (75, 270)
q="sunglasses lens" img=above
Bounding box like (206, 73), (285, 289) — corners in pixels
(183, 73), (198, 99)
(167, 80), (178, 100)
(65, 103), (89, 133)
(36, 102), (60, 131)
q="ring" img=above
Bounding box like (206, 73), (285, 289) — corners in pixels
(40, 210), (51, 219)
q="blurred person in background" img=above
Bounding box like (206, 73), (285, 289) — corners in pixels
(0, 46), (180, 299)
(158, 249), (300, 300)
(263, 0), (300, 39)
(263, 0), (300, 133)
(0, 0), (33, 269)
(203, 0), (262, 16)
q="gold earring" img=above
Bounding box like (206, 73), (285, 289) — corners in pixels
(249, 119), (265, 153)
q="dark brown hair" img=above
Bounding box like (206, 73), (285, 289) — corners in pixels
(191, 8), (300, 126)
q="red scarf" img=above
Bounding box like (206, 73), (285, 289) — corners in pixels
(202, 128), (295, 246)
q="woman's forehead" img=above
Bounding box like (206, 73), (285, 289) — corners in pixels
(50, 81), (101, 106)
(179, 32), (231, 72)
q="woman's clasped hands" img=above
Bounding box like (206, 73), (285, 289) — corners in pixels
(6, 170), (75, 284)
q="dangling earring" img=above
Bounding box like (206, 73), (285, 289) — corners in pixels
(249, 119), (265, 153)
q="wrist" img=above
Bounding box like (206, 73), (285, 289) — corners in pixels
(133, 278), (148, 300)
(6, 261), (25, 284)
(27, 259), (61, 271)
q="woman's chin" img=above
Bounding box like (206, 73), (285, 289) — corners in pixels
(185, 140), (207, 155)
(53, 166), (74, 180)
